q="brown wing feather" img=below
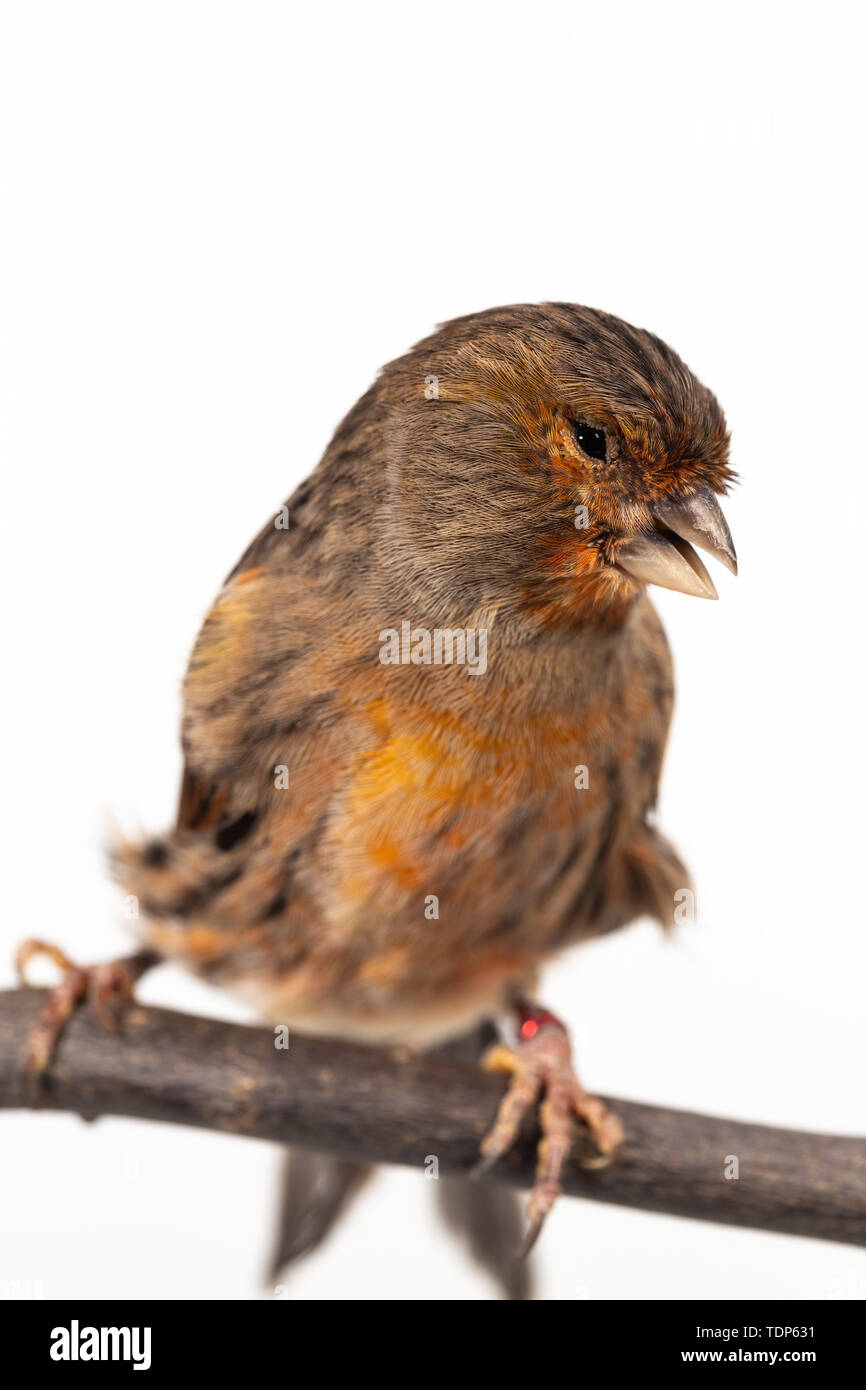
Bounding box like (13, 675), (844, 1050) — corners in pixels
(176, 765), (231, 834)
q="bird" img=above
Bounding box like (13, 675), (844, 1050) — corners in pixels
(18, 302), (736, 1291)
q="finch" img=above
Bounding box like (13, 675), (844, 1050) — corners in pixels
(21, 302), (736, 1286)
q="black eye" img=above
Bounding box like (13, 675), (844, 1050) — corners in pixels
(570, 421), (607, 462)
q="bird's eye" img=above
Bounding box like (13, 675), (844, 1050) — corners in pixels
(570, 421), (607, 462)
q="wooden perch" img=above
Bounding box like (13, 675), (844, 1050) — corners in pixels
(0, 986), (864, 1247)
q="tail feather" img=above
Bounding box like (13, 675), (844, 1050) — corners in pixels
(435, 1174), (532, 1300)
(268, 1148), (373, 1282)
(432, 1021), (534, 1299)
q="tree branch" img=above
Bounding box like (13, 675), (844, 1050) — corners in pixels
(1, 987), (863, 1247)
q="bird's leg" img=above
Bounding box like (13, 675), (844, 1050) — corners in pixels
(16, 939), (162, 1104)
(475, 1001), (623, 1253)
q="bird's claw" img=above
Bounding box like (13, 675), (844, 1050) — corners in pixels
(16, 939), (156, 1104)
(475, 1012), (623, 1253)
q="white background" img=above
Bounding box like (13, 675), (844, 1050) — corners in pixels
(1, 2), (864, 1301)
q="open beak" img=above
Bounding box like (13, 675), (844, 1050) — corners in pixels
(616, 489), (737, 600)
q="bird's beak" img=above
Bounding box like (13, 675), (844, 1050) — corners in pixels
(616, 489), (737, 600)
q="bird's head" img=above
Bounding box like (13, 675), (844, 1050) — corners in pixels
(379, 302), (736, 629)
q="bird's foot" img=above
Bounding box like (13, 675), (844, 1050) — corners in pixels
(474, 1004), (623, 1253)
(15, 939), (160, 1104)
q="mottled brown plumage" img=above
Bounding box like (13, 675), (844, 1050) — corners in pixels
(116, 303), (732, 1037)
(107, 303), (736, 1265)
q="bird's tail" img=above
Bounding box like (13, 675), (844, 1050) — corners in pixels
(268, 1021), (533, 1300)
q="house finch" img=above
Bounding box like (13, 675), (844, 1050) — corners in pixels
(19, 302), (736, 1285)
